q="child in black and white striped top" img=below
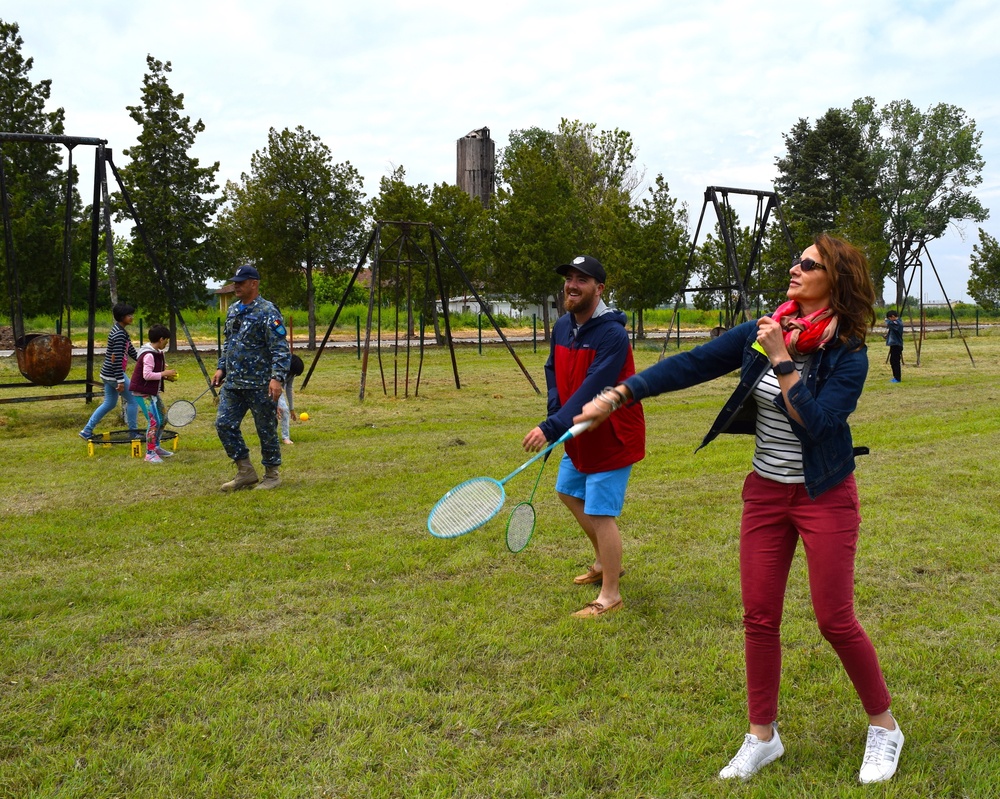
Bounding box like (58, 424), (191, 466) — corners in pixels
(79, 302), (141, 439)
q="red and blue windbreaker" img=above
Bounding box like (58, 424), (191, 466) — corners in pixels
(538, 306), (645, 474)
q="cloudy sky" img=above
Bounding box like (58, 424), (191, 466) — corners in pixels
(6, 0), (999, 302)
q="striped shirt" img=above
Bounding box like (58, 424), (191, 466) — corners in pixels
(99, 323), (139, 384)
(751, 358), (806, 483)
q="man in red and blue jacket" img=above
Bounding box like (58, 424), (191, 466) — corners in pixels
(523, 255), (645, 618)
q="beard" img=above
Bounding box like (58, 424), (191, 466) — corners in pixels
(564, 286), (598, 315)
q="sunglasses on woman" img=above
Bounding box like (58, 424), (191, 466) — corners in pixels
(792, 256), (827, 272)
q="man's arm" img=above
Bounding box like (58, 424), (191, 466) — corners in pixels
(524, 325), (562, 452)
(266, 311), (292, 401)
(539, 324), (629, 441)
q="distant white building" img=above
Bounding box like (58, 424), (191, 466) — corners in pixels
(437, 293), (556, 320)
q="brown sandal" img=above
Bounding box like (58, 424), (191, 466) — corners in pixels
(573, 567), (626, 585)
(571, 598), (624, 618)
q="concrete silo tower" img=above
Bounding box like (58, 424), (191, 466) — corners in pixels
(456, 127), (495, 208)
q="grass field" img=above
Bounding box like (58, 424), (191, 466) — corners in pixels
(1, 331), (999, 798)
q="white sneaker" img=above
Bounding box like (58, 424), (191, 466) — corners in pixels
(859, 718), (904, 784)
(719, 722), (784, 780)
(144, 451), (164, 464)
(154, 446), (174, 458)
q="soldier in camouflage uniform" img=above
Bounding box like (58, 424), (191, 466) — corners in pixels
(212, 265), (292, 491)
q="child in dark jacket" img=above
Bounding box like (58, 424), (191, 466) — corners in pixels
(79, 302), (140, 439)
(129, 324), (177, 463)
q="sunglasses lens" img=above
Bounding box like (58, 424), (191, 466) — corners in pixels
(794, 257), (823, 272)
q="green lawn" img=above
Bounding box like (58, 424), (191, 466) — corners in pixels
(1, 332), (998, 798)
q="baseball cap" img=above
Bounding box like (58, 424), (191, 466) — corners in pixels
(555, 255), (606, 283)
(230, 264), (260, 282)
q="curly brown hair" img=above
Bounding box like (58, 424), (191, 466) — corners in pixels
(813, 233), (876, 348)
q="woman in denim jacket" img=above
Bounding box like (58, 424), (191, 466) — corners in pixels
(575, 234), (903, 785)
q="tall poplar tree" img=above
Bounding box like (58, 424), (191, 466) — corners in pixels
(116, 55), (221, 342)
(0, 20), (72, 321)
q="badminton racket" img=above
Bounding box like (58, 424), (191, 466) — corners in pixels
(166, 385), (215, 427)
(427, 421), (590, 539)
(505, 450), (551, 553)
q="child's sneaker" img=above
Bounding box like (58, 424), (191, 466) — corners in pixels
(144, 451), (164, 464)
(719, 723), (784, 780)
(154, 446), (174, 458)
(79, 430), (91, 440)
(859, 718), (904, 784)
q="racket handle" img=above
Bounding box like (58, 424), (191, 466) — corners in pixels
(559, 420), (592, 443)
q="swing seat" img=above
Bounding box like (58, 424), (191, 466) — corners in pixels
(15, 333), (73, 386)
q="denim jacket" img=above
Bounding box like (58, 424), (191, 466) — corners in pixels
(624, 319), (868, 499)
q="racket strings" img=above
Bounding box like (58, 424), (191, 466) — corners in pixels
(428, 479), (504, 538)
(505, 503), (536, 552)
(167, 401), (196, 427)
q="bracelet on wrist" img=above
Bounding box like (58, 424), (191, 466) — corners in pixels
(594, 387), (623, 412)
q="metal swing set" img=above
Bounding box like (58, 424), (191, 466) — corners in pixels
(301, 219), (540, 400)
(0, 131), (216, 409)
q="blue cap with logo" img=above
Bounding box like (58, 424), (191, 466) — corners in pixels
(230, 264), (260, 283)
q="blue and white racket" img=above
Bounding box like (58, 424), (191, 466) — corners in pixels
(427, 421), (590, 539)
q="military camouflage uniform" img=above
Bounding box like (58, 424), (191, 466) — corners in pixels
(215, 295), (291, 467)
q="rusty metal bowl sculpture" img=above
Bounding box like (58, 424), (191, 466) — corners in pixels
(15, 333), (73, 386)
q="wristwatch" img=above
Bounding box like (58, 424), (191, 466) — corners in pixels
(772, 360), (796, 376)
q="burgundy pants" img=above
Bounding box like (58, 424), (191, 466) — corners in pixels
(740, 471), (891, 725)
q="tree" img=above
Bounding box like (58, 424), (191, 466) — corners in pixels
(0, 20), (76, 322)
(774, 99), (988, 306)
(366, 166), (432, 337)
(116, 56), (222, 346)
(831, 196), (890, 299)
(775, 109), (879, 239)
(491, 121), (644, 338)
(613, 175), (688, 337)
(773, 108), (887, 296)
(427, 182), (489, 285)
(367, 169), (491, 340)
(851, 97), (989, 307)
(491, 127), (577, 336)
(427, 181), (489, 337)
(370, 165), (431, 227)
(554, 119), (644, 257)
(220, 126), (367, 347)
(967, 229), (1000, 311)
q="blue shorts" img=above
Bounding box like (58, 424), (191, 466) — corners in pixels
(554, 454), (633, 517)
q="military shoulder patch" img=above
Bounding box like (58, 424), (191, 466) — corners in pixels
(271, 318), (287, 337)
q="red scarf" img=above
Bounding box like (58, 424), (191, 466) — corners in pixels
(772, 300), (838, 357)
